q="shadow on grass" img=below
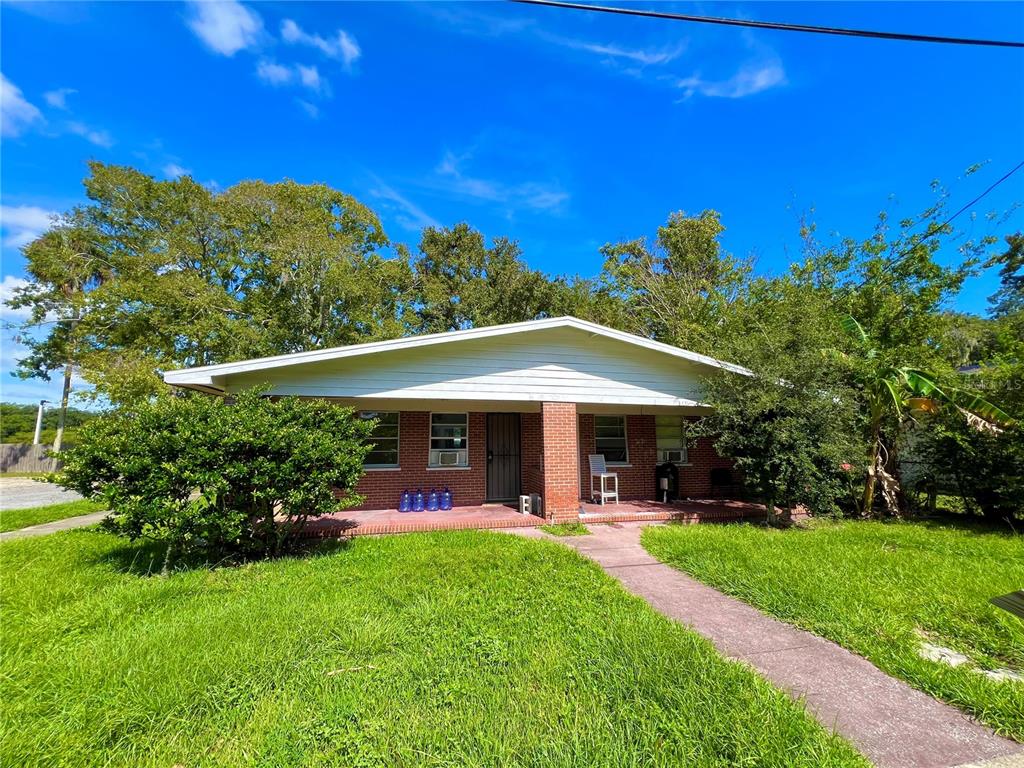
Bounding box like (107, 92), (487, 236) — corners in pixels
(671, 510), (1021, 537)
(901, 512), (1021, 537)
(93, 534), (354, 577)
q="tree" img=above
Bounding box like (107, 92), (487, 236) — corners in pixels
(8, 219), (111, 448)
(220, 180), (410, 352)
(409, 223), (565, 334)
(699, 273), (864, 520)
(911, 239), (1024, 521)
(838, 316), (1014, 517)
(987, 232), (1023, 318)
(0, 402), (97, 444)
(58, 389), (373, 566)
(599, 210), (751, 355)
(8, 164), (409, 406)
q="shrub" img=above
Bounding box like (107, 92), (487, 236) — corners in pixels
(58, 389), (373, 564)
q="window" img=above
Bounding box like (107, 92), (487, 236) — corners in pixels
(594, 415), (628, 464)
(430, 413), (469, 467)
(359, 411), (400, 468)
(655, 415), (689, 464)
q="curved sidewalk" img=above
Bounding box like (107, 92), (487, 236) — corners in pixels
(0, 511), (108, 542)
(515, 523), (1023, 768)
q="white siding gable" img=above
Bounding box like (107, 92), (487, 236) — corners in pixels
(221, 326), (715, 407)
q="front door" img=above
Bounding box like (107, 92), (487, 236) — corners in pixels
(486, 413), (521, 501)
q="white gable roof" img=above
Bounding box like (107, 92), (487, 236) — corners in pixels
(163, 316), (748, 408)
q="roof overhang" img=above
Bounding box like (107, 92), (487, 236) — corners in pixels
(163, 316), (750, 394)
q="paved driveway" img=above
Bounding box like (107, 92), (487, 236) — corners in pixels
(0, 478), (83, 511)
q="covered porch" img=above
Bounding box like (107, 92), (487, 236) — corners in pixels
(306, 498), (778, 537)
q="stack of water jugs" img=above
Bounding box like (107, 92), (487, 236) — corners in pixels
(399, 487), (452, 513)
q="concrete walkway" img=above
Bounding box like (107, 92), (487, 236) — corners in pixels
(514, 523), (1024, 768)
(0, 511), (108, 542)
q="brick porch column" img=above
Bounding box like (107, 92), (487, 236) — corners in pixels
(540, 401), (580, 522)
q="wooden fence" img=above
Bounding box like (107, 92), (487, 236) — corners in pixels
(0, 444), (62, 474)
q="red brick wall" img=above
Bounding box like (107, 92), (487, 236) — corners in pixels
(578, 414), (734, 501)
(679, 435), (735, 497)
(520, 412), (544, 498)
(353, 411), (486, 510)
(541, 402), (579, 521)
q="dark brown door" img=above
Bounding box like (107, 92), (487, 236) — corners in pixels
(486, 413), (521, 501)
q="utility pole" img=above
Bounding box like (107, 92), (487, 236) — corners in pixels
(52, 303), (80, 453)
(52, 358), (73, 452)
(32, 400), (48, 445)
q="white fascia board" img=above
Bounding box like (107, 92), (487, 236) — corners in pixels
(162, 316), (751, 388)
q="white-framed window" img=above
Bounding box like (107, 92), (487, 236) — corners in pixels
(594, 415), (628, 464)
(429, 412), (469, 467)
(655, 415), (689, 464)
(359, 411), (400, 468)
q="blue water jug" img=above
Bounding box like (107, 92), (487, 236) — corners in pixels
(399, 489), (411, 513)
(427, 488), (439, 511)
(413, 488), (425, 512)
(440, 487), (452, 510)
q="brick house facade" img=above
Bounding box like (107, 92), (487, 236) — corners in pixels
(350, 406), (733, 519)
(165, 317), (747, 523)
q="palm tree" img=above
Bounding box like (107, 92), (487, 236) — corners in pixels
(840, 316), (1015, 516)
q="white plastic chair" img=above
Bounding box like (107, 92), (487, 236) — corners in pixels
(589, 454), (619, 505)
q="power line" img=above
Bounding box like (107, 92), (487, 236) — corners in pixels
(509, 0), (1024, 48)
(938, 160), (1024, 230)
(864, 160), (1024, 285)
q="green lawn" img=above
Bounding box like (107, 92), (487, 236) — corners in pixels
(0, 529), (865, 767)
(539, 521), (591, 536)
(642, 520), (1024, 741)
(0, 499), (106, 532)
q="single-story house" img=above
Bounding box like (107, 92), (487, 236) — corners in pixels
(163, 317), (748, 523)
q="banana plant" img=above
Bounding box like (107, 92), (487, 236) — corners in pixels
(840, 316), (1015, 516)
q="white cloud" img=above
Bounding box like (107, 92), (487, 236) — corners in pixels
(43, 87), (76, 110)
(542, 33), (684, 66)
(0, 205), (58, 249)
(67, 121), (114, 147)
(336, 31), (361, 68)
(281, 19), (361, 69)
(370, 180), (441, 232)
(256, 61), (324, 92)
(297, 64), (323, 92)
(676, 59), (786, 99)
(1, 73), (44, 138)
(0, 275), (32, 321)
(256, 60), (293, 86)
(162, 163), (191, 179)
(433, 150), (568, 214)
(186, 0), (263, 57)
(297, 99), (319, 119)
(417, 5), (534, 38)
(430, 6), (786, 102)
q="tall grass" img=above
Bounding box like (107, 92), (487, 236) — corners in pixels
(1, 529), (866, 767)
(643, 519), (1024, 741)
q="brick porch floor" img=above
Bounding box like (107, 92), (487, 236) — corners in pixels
(306, 498), (781, 537)
(305, 504), (542, 537)
(578, 498), (791, 525)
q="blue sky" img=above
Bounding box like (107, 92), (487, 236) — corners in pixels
(2, 1), (1022, 405)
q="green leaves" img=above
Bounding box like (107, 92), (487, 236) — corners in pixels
(841, 315), (869, 345)
(58, 389), (374, 561)
(10, 164), (405, 406)
(598, 210), (752, 356)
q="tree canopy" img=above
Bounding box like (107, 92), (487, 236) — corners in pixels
(6, 162), (1019, 519)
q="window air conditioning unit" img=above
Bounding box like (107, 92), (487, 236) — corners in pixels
(437, 451), (462, 466)
(660, 450), (686, 463)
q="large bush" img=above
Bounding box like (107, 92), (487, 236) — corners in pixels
(913, 361), (1023, 521)
(59, 389), (373, 563)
